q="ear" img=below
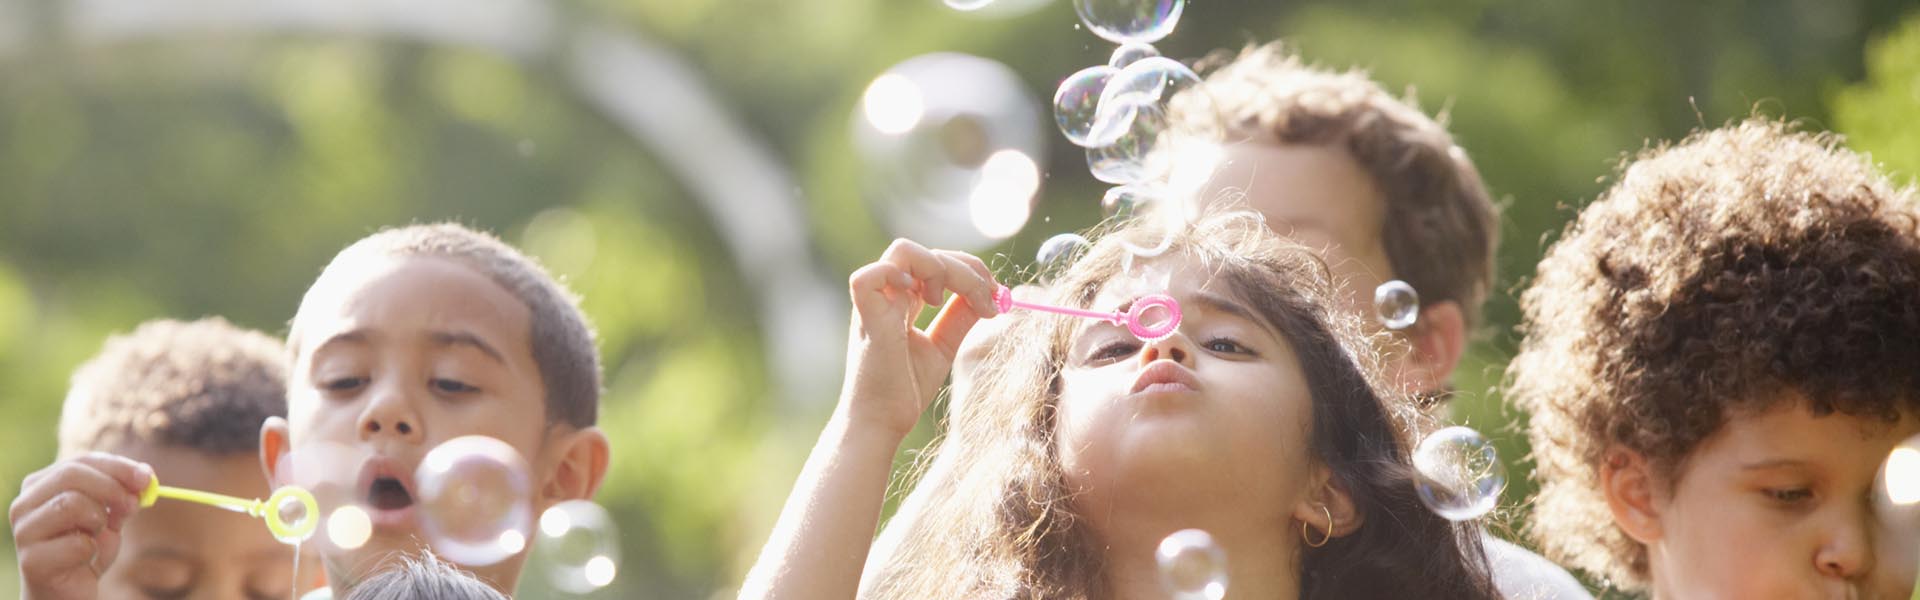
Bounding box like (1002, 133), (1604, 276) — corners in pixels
(539, 426), (611, 503)
(1291, 465), (1364, 542)
(1397, 300), (1466, 395)
(1600, 446), (1665, 544)
(260, 416), (291, 486)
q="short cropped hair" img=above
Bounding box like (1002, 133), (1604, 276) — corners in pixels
(58, 317), (287, 458)
(291, 223), (600, 428)
(1511, 119), (1920, 589)
(1163, 42), (1499, 328)
(342, 552), (508, 600)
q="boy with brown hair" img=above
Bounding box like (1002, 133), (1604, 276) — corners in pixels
(260, 222), (611, 596)
(1511, 119), (1920, 597)
(1155, 42), (1585, 598)
(11, 317), (316, 599)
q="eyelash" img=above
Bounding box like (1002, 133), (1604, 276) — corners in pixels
(1764, 487), (1814, 505)
(1089, 337), (1252, 362)
(432, 378), (480, 395)
(321, 376), (368, 393)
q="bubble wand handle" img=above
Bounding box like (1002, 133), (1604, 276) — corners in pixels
(991, 285), (1182, 341)
(137, 474), (320, 542)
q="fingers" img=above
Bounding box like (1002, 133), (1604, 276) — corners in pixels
(11, 454), (149, 533)
(924, 294), (985, 361)
(11, 490), (113, 546)
(16, 531), (102, 581)
(878, 240), (999, 317)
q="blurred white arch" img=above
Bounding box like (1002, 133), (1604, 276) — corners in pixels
(0, 0), (844, 409)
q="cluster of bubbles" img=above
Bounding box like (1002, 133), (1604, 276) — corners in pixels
(1157, 529), (1228, 600)
(1054, 1), (1192, 190)
(1412, 426), (1507, 522)
(284, 436), (621, 593)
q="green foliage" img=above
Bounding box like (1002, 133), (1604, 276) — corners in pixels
(1835, 11), (1920, 187)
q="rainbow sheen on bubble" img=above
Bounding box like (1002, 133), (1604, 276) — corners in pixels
(1086, 57), (1197, 148)
(1412, 427), (1506, 521)
(1054, 65), (1118, 148)
(1073, 0), (1185, 44)
(416, 436), (535, 566)
(1157, 529), (1227, 600)
(1108, 42), (1160, 69)
(1087, 103), (1167, 185)
(1036, 233), (1091, 271)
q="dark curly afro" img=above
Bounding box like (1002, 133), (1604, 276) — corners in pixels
(1509, 118), (1920, 590)
(59, 317), (287, 458)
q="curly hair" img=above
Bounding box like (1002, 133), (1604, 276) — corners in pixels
(1510, 118), (1920, 590)
(58, 317), (287, 458)
(1160, 42), (1499, 329)
(866, 209), (1496, 599)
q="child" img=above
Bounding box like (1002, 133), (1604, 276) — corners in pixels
(747, 210), (1498, 599)
(1511, 119), (1920, 597)
(341, 552), (507, 600)
(1154, 42), (1584, 598)
(11, 317), (316, 599)
(258, 223), (611, 596)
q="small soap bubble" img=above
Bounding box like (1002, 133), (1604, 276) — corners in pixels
(1053, 65), (1117, 148)
(1073, 0), (1185, 44)
(1087, 103), (1167, 185)
(416, 436), (535, 566)
(1036, 233), (1091, 271)
(1412, 426), (1506, 521)
(533, 500), (622, 594)
(1374, 280), (1419, 330)
(1156, 529), (1227, 600)
(1873, 434), (1920, 597)
(1108, 42), (1160, 69)
(1101, 185), (1154, 219)
(944, 0), (994, 10)
(1085, 57), (1197, 148)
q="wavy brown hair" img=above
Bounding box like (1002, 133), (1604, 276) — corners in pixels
(865, 210), (1496, 599)
(1510, 119), (1920, 590)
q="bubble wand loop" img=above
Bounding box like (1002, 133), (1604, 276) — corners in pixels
(991, 285), (1181, 341)
(138, 474), (319, 542)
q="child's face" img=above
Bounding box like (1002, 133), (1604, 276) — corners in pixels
(1054, 257), (1319, 539)
(1188, 141), (1393, 337)
(104, 443), (317, 599)
(280, 254), (554, 588)
(1630, 401), (1920, 599)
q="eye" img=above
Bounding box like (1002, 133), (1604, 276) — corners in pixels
(1090, 341), (1140, 362)
(1204, 337), (1251, 354)
(431, 378), (479, 394)
(1764, 487), (1814, 505)
(321, 376), (368, 393)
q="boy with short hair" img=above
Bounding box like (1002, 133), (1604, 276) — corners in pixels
(1512, 119), (1920, 597)
(1156, 43), (1585, 598)
(260, 223), (610, 596)
(12, 317), (314, 599)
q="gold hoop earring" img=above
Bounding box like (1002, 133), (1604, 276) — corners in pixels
(1302, 504), (1334, 548)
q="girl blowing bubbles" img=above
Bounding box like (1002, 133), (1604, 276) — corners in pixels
(744, 210), (1497, 599)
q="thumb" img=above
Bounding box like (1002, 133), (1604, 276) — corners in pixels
(924, 293), (985, 360)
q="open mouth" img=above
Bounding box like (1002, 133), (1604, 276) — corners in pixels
(367, 477), (414, 510)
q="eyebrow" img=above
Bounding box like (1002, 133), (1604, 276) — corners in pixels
(430, 330), (507, 365)
(309, 329), (368, 358)
(1740, 458), (1812, 471)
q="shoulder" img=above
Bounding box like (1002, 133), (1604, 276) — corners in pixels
(1482, 534), (1592, 600)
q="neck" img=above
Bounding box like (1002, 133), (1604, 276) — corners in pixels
(1095, 513), (1301, 600)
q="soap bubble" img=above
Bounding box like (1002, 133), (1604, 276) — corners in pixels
(1374, 280), (1419, 330)
(944, 0), (994, 11)
(1087, 56), (1198, 148)
(1054, 65), (1117, 148)
(1412, 426), (1506, 521)
(534, 500), (622, 594)
(1087, 103), (1167, 185)
(1873, 434), (1920, 598)
(1156, 529), (1227, 600)
(325, 505), (372, 551)
(1073, 0), (1185, 44)
(1108, 42), (1160, 69)
(416, 436), (535, 566)
(1036, 233), (1091, 271)
(1101, 185), (1155, 219)
(855, 54), (1046, 251)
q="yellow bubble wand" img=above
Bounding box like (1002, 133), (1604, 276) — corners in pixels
(138, 474), (319, 543)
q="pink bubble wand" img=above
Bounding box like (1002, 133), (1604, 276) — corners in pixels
(991, 285), (1182, 341)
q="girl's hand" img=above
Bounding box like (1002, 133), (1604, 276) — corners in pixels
(841, 239), (999, 442)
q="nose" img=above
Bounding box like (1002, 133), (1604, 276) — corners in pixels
(1817, 509), (1873, 580)
(1138, 332), (1195, 367)
(357, 379), (424, 444)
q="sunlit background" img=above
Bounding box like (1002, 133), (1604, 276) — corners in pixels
(1, 0), (1917, 596)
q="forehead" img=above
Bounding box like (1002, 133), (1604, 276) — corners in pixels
(1187, 141), (1386, 247)
(1690, 400), (1917, 471)
(296, 254), (532, 357)
(1088, 254), (1250, 312)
